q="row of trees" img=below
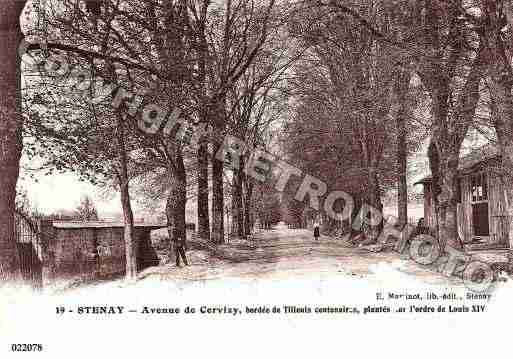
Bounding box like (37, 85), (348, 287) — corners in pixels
(4, 0), (513, 283)
(281, 0), (513, 252)
(281, 0), (426, 237)
(1, 0), (294, 282)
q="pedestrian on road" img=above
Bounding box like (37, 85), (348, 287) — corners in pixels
(313, 221), (320, 241)
(407, 218), (430, 245)
(175, 236), (189, 267)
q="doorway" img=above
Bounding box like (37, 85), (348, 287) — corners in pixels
(471, 172), (489, 238)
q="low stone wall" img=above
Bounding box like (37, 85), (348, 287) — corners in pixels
(41, 223), (160, 287)
(50, 228), (98, 282)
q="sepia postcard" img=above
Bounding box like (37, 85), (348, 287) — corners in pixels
(1, 1), (513, 358)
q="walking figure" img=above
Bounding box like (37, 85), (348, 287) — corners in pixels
(313, 221), (320, 241)
(416, 218), (429, 234)
(175, 237), (188, 267)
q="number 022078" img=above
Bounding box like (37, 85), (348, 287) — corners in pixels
(11, 344), (43, 352)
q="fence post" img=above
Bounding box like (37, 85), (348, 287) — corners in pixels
(38, 220), (56, 288)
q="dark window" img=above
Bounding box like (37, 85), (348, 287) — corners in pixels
(472, 202), (489, 236)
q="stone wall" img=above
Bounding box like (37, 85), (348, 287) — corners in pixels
(51, 228), (97, 281)
(44, 226), (159, 287)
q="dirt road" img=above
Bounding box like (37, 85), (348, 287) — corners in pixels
(136, 227), (461, 287)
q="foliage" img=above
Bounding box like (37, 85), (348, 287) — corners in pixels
(74, 195), (99, 221)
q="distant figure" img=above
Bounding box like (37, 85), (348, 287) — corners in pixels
(408, 218), (429, 245)
(415, 218), (429, 235)
(175, 237), (188, 267)
(313, 221), (320, 240)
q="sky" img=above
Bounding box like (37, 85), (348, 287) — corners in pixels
(18, 161), (125, 217)
(18, 156), (193, 221)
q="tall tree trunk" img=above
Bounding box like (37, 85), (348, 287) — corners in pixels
(231, 165), (244, 239)
(364, 166), (383, 242)
(396, 127), (408, 227)
(116, 118), (137, 281)
(166, 148), (187, 259)
(436, 151), (461, 251)
(119, 178), (136, 281)
(427, 47), (483, 251)
(211, 140), (225, 244)
(243, 179), (254, 237)
(211, 97), (226, 244)
(197, 139), (210, 241)
(196, 1), (210, 242)
(359, 134), (383, 242)
(428, 127), (465, 251)
(394, 69), (410, 227)
(0, 1), (25, 283)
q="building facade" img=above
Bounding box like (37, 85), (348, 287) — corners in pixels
(416, 146), (511, 251)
